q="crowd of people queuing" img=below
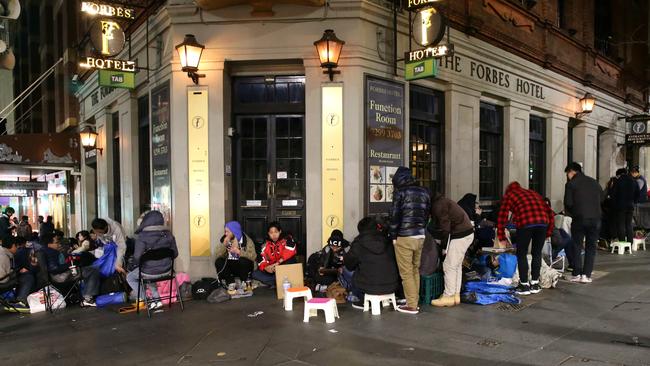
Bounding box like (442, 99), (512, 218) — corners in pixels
(1, 162), (648, 315)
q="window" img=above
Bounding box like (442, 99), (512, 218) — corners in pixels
(529, 116), (546, 196)
(567, 124), (574, 164)
(138, 96), (151, 213)
(409, 86), (444, 195)
(479, 103), (503, 201)
(557, 0), (567, 29)
(594, 0), (615, 57)
(112, 112), (121, 223)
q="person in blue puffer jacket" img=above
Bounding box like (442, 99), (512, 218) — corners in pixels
(126, 211), (178, 311)
(389, 166), (431, 314)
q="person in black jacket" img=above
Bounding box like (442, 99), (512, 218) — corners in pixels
(564, 162), (604, 284)
(611, 168), (639, 243)
(389, 166), (430, 314)
(344, 217), (399, 309)
(630, 166), (648, 203)
(0, 206), (16, 243)
(313, 230), (349, 290)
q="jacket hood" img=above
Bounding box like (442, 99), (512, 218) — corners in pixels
(505, 181), (522, 195)
(458, 193), (477, 208)
(358, 230), (388, 255)
(135, 211), (165, 234)
(392, 166), (415, 188)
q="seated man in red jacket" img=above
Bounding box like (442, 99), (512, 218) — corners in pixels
(251, 222), (296, 287)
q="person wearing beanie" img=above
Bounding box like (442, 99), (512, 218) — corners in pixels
(313, 229), (350, 289)
(214, 221), (257, 284)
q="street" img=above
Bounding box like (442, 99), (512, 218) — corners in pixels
(2, 250), (650, 366)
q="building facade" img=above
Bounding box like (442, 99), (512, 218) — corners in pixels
(76, 0), (649, 278)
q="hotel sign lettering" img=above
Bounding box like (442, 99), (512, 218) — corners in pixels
(81, 2), (135, 19)
(406, 0), (439, 11)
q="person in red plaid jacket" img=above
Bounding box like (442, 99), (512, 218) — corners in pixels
(497, 182), (554, 296)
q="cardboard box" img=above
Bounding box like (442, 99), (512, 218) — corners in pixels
(274, 263), (304, 299)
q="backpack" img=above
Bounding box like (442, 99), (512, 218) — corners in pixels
(192, 277), (219, 300)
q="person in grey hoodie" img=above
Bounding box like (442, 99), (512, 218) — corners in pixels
(126, 211), (178, 310)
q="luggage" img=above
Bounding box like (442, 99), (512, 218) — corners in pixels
(96, 292), (127, 308)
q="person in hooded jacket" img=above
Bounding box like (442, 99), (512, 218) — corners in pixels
(457, 193), (483, 226)
(345, 217), (399, 309)
(251, 222), (296, 286)
(497, 182), (555, 296)
(215, 221), (257, 284)
(429, 193), (475, 307)
(611, 168), (639, 243)
(389, 166), (430, 314)
(125, 211), (178, 311)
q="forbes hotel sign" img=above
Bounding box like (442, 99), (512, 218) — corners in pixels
(79, 2), (136, 73)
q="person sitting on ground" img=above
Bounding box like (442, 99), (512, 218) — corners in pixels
(41, 233), (101, 307)
(251, 222), (296, 287)
(314, 230), (350, 290)
(12, 236), (38, 307)
(429, 193), (475, 307)
(125, 211), (179, 311)
(92, 217), (128, 275)
(345, 217), (399, 310)
(215, 221), (257, 284)
(0, 237), (28, 312)
(72, 230), (94, 254)
(16, 216), (33, 240)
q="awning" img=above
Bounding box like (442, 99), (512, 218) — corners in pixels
(0, 133), (81, 169)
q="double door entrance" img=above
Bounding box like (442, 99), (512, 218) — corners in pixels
(233, 76), (306, 251)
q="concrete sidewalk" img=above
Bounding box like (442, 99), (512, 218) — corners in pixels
(1, 250), (650, 366)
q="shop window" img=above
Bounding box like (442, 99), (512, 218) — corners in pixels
(112, 112), (121, 223)
(479, 103), (504, 201)
(529, 116), (546, 196)
(138, 95), (151, 213)
(409, 86), (444, 195)
(594, 0), (616, 58)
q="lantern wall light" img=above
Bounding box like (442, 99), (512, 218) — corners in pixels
(80, 126), (102, 155)
(314, 29), (345, 81)
(575, 92), (596, 118)
(175, 34), (205, 85)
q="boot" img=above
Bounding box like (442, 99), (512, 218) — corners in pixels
(430, 295), (456, 307)
(455, 293), (461, 305)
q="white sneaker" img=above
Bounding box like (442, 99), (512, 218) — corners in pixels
(148, 301), (163, 311)
(569, 275), (583, 283)
(581, 276), (593, 284)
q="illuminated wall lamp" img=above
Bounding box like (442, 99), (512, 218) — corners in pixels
(575, 92), (596, 119)
(80, 126), (102, 155)
(175, 34), (205, 85)
(314, 29), (345, 81)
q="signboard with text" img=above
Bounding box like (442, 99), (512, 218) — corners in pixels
(188, 88), (211, 257)
(321, 84), (344, 245)
(98, 69), (134, 89)
(405, 58), (437, 80)
(365, 75), (405, 216)
(626, 133), (650, 145)
(151, 82), (172, 226)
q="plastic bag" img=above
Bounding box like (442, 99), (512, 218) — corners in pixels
(494, 254), (517, 279)
(463, 292), (521, 305)
(92, 242), (117, 278)
(207, 288), (230, 303)
(96, 292), (126, 308)
(27, 286), (66, 313)
(464, 281), (513, 294)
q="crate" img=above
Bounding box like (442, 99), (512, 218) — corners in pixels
(419, 272), (444, 306)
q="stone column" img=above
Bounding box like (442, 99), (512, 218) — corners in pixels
(117, 92), (139, 234)
(444, 84), (481, 200)
(598, 129), (625, 187)
(504, 100), (530, 187)
(546, 113), (570, 211)
(572, 122), (599, 177)
(94, 111), (112, 219)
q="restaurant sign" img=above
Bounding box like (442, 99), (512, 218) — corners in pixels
(365, 75), (405, 216)
(626, 133), (650, 145)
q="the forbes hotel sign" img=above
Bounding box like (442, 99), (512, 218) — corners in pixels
(78, 2), (136, 73)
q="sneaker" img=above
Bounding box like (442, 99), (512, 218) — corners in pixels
(515, 283), (531, 296)
(396, 305), (418, 314)
(569, 275), (583, 283)
(351, 301), (365, 310)
(530, 282), (542, 294)
(4, 301), (30, 313)
(581, 276), (593, 284)
(81, 298), (97, 307)
(148, 301), (163, 311)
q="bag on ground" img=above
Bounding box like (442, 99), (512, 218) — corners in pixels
(192, 277), (218, 300)
(27, 286), (66, 313)
(207, 288), (230, 303)
(96, 292), (127, 308)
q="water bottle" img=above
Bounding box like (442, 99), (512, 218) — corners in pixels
(282, 276), (291, 294)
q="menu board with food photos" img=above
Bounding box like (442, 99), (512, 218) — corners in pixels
(365, 75), (405, 216)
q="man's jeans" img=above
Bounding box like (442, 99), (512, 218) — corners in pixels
(126, 269), (168, 301)
(571, 218), (601, 278)
(16, 272), (36, 302)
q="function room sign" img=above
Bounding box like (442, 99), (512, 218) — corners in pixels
(365, 75), (405, 216)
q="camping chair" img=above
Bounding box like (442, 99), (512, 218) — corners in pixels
(35, 251), (83, 312)
(136, 247), (184, 317)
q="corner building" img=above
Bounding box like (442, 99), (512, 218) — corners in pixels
(76, 0), (649, 278)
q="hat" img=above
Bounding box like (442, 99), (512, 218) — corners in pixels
(327, 230), (344, 247)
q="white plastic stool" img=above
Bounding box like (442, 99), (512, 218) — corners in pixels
(283, 286), (312, 311)
(303, 298), (339, 323)
(363, 293), (397, 315)
(611, 241), (632, 254)
(632, 238), (647, 251)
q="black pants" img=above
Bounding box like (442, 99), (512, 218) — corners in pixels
(616, 210), (634, 243)
(515, 226), (547, 284)
(570, 218), (600, 277)
(214, 257), (254, 284)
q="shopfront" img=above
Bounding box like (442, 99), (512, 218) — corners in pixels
(75, 1), (644, 278)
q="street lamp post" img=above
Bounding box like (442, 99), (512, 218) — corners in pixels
(314, 29), (345, 81)
(175, 34), (206, 85)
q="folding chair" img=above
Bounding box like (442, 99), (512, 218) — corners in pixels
(35, 251), (83, 313)
(136, 248), (184, 317)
